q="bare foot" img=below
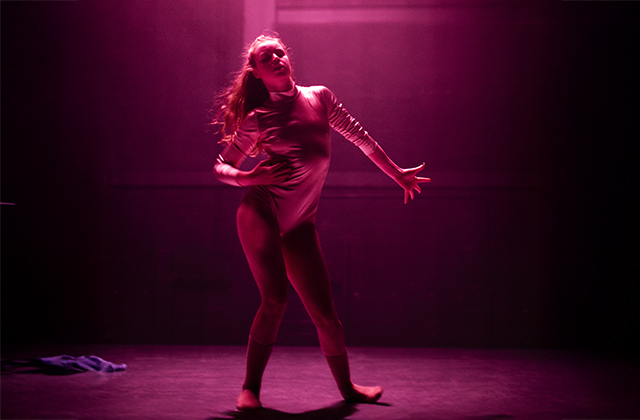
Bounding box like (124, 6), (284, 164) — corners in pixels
(236, 389), (262, 410)
(341, 383), (383, 404)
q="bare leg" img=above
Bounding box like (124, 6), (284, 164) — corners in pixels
(237, 337), (273, 410)
(235, 197), (289, 409)
(281, 223), (382, 403)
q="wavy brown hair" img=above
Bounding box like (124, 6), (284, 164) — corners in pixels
(212, 34), (289, 147)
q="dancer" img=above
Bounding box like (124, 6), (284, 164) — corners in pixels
(213, 34), (430, 410)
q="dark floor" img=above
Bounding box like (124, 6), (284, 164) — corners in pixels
(1, 345), (639, 420)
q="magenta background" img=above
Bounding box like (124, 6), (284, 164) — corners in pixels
(2, 0), (637, 350)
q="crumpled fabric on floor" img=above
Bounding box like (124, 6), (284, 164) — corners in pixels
(1, 355), (127, 375)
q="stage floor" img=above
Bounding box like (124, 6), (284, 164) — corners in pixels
(2, 345), (639, 420)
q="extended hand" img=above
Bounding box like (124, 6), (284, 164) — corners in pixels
(397, 163), (430, 204)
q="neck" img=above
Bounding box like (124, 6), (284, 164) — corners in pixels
(265, 77), (294, 93)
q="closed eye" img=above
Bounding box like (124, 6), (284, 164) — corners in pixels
(259, 48), (286, 63)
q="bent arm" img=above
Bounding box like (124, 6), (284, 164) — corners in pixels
(214, 154), (292, 187)
(213, 110), (263, 187)
(213, 155), (246, 187)
(213, 111), (267, 187)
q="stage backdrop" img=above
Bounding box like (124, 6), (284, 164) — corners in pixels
(2, 0), (637, 350)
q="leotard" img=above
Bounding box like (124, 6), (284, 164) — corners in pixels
(219, 85), (378, 235)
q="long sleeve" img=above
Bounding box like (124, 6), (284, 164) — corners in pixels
(321, 87), (378, 156)
(213, 111), (260, 186)
(218, 110), (261, 167)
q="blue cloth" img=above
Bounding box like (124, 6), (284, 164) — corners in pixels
(2, 355), (127, 375)
(38, 355), (127, 373)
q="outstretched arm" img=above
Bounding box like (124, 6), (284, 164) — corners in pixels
(366, 146), (430, 204)
(321, 87), (430, 202)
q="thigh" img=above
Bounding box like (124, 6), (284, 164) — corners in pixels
(281, 223), (337, 318)
(236, 196), (288, 301)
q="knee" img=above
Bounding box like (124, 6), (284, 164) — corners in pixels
(312, 310), (343, 334)
(260, 294), (288, 318)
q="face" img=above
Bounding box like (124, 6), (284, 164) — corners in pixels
(251, 40), (293, 91)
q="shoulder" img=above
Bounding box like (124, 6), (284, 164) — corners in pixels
(299, 85), (336, 105)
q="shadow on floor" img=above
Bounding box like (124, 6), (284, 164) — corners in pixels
(208, 401), (360, 420)
(209, 405), (515, 420)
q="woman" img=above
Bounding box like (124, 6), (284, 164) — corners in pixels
(213, 34), (430, 410)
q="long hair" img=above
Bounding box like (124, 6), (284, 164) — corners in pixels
(212, 34), (288, 146)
